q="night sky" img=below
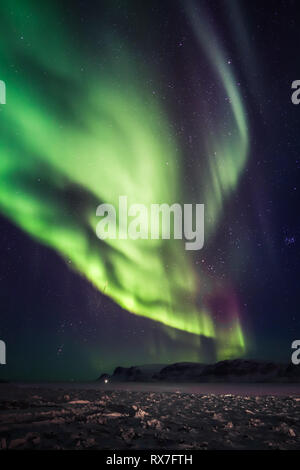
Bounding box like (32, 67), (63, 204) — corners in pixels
(0, 0), (299, 381)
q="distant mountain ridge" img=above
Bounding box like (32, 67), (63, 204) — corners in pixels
(97, 359), (300, 383)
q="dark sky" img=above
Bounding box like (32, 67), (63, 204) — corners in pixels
(0, 0), (300, 381)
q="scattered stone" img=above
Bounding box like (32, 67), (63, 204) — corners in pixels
(0, 438), (7, 449)
(289, 428), (296, 437)
(84, 437), (96, 447)
(120, 427), (135, 443)
(68, 400), (90, 405)
(104, 412), (123, 418)
(9, 438), (27, 449)
(32, 436), (41, 445)
(225, 422), (234, 429)
(213, 413), (225, 422)
(0, 385), (300, 450)
(134, 408), (149, 419)
(146, 419), (162, 430)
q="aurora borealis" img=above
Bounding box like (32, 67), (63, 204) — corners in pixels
(0, 0), (299, 381)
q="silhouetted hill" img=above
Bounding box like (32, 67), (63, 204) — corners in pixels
(97, 359), (300, 383)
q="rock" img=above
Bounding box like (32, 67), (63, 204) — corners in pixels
(289, 428), (296, 437)
(32, 436), (41, 445)
(68, 400), (90, 404)
(146, 419), (162, 430)
(134, 408), (149, 419)
(84, 438), (96, 447)
(213, 413), (225, 422)
(9, 438), (27, 449)
(249, 418), (262, 427)
(225, 422), (234, 429)
(0, 438), (7, 449)
(120, 427), (135, 443)
(104, 412), (123, 418)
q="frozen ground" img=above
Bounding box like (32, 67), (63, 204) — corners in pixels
(0, 383), (300, 450)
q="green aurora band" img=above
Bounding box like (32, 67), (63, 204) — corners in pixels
(0, 1), (248, 359)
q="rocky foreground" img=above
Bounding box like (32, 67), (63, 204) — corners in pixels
(0, 385), (300, 450)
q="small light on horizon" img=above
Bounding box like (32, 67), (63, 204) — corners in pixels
(104, 379), (108, 384)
